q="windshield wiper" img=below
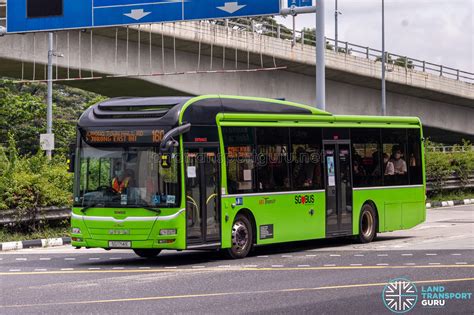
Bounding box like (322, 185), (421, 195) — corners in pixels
(81, 203), (103, 214)
(133, 204), (162, 215)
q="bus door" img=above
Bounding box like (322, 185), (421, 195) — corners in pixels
(184, 145), (220, 246)
(323, 141), (353, 236)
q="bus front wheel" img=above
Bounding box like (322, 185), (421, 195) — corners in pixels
(357, 204), (377, 243)
(133, 249), (161, 258)
(226, 214), (253, 259)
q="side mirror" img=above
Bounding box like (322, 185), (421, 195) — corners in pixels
(160, 153), (172, 169)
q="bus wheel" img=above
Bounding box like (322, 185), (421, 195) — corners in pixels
(357, 204), (377, 243)
(226, 214), (253, 259)
(133, 249), (161, 258)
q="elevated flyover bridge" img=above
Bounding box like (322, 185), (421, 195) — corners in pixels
(0, 3), (472, 142)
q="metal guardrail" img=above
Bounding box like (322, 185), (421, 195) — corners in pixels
(426, 174), (474, 192)
(426, 146), (474, 153)
(1, 174), (472, 225)
(0, 207), (71, 225)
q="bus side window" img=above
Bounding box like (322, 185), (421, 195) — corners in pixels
(382, 129), (409, 186)
(256, 128), (290, 192)
(290, 128), (323, 190)
(407, 129), (423, 185)
(222, 127), (256, 194)
(350, 128), (382, 187)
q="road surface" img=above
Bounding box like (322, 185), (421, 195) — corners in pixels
(1, 205), (473, 314)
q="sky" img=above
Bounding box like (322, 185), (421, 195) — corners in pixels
(275, 0), (473, 72)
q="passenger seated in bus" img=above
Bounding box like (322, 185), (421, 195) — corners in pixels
(391, 149), (407, 175)
(383, 153), (395, 176)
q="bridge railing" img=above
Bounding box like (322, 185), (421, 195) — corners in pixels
(223, 18), (474, 84)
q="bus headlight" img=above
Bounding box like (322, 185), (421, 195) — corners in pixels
(159, 229), (176, 235)
(72, 228), (81, 234)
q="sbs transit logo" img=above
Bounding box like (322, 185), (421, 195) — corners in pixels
(382, 278), (418, 313)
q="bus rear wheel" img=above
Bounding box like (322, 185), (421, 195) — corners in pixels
(357, 204), (377, 243)
(226, 214), (253, 259)
(133, 249), (161, 258)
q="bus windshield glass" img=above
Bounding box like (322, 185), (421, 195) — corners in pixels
(75, 142), (179, 208)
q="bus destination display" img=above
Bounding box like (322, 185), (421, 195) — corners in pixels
(83, 129), (165, 145)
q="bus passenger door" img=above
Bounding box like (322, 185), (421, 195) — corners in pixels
(184, 146), (220, 246)
(324, 141), (353, 236)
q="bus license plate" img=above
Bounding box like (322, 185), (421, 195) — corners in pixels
(109, 241), (131, 248)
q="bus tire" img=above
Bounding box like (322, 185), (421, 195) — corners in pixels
(133, 249), (161, 258)
(357, 203), (377, 243)
(226, 214), (253, 259)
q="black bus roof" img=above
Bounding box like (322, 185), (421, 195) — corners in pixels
(78, 95), (330, 128)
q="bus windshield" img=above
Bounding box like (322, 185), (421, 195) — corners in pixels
(74, 142), (180, 208)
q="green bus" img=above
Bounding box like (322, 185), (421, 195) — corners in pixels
(71, 95), (426, 258)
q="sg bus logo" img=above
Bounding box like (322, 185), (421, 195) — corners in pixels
(294, 194), (314, 205)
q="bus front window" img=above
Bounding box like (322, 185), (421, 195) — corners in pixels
(74, 142), (179, 208)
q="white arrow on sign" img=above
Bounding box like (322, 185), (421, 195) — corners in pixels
(217, 2), (247, 14)
(124, 9), (151, 21)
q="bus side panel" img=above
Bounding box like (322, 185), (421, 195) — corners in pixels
(220, 192), (326, 248)
(352, 186), (425, 234)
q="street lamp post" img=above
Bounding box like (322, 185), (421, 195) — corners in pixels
(316, 0), (326, 111)
(46, 32), (53, 159)
(334, 0), (340, 52)
(381, 0), (387, 116)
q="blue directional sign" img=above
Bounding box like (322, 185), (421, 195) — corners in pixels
(287, 0), (313, 7)
(7, 0), (282, 33)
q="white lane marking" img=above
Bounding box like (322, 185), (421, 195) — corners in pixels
(451, 253), (462, 256)
(305, 254), (317, 257)
(377, 254), (388, 257)
(60, 268), (74, 271)
(298, 264), (310, 267)
(404, 263), (416, 265)
(88, 267), (101, 270)
(112, 267), (125, 270)
(9, 269), (21, 272)
(109, 257), (122, 260)
(257, 255), (268, 258)
(324, 264), (336, 267)
(0, 258), (3, 260)
(377, 263), (389, 266)
(426, 253), (437, 256)
(64, 258), (76, 261)
(429, 263), (441, 265)
(39, 258), (51, 261)
(401, 253), (413, 256)
(350, 264), (363, 266)
(455, 262), (468, 265)
(15, 258), (27, 261)
(139, 267), (151, 269)
(88, 257), (100, 260)
(218, 265), (230, 268)
(271, 265), (284, 268)
(329, 254), (341, 257)
(34, 268), (47, 271)
(165, 266), (178, 269)
(354, 254), (364, 257)
(244, 265), (258, 268)
(281, 255), (293, 258)
(191, 266), (205, 269)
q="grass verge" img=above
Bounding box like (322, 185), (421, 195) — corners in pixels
(0, 224), (70, 243)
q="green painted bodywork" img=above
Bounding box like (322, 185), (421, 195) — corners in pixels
(72, 95), (426, 250)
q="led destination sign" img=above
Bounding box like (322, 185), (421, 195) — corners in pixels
(82, 129), (165, 145)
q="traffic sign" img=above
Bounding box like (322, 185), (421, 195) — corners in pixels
(7, 0), (281, 33)
(287, 0), (313, 7)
